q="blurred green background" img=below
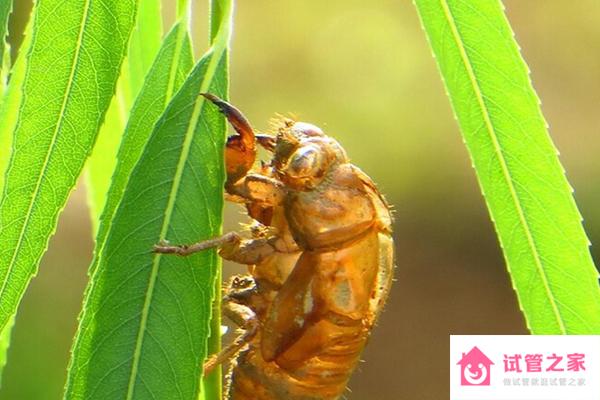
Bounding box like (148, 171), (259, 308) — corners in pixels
(2, 1), (599, 399)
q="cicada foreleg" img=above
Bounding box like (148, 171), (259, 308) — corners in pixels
(201, 93), (275, 192)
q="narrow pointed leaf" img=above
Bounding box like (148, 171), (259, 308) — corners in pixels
(0, 9), (32, 199)
(0, 0), (11, 90)
(202, 2), (228, 398)
(64, 2), (232, 399)
(89, 22), (193, 278)
(0, 12), (32, 386)
(86, 76), (129, 231)
(86, 0), (163, 229)
(126, 0), (162, 103)
(68, 27), (194, 393)
(0, 316), (14, 386)
(414, 0), (600, 333)
(0, 0), (138, 331)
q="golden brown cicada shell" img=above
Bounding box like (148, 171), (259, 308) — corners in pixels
(154, 94), (394, 400)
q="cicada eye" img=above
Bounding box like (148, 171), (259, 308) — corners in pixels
(287, 145), (324, 179)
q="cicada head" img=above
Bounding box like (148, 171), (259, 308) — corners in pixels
(273, 121), (348, 190)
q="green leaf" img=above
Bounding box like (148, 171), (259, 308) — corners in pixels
(68, 22), (194, 393)
(89, 22), (193, 278)
(0, 0), (11, 91)
(126, 0), (163, 99)
(0, 8), (32, 198)
(0, 0), (138, 331)
(0, 316), (14, 386)
(177, 0), (189, 19)
(64, 2), (232, 398)
(202, 2), (229, 399)
(0, 11), (32, 387)
(414, 0), (600, 333)
(85, 82), (128, 232)
(86, 0), (163, 230)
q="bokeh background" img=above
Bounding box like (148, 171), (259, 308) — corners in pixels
(2, 1), (600, 399)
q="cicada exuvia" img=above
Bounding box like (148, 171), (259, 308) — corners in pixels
(155, 94), (394, 400)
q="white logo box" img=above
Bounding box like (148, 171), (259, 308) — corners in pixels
(450, 335), (600, 400)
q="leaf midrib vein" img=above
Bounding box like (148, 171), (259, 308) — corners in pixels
(438, 0), (566, 332)
(0, 0), (92, 320)
(164, 24), (187, 111)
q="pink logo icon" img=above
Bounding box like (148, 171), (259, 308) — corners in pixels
(457, 346), (494, 386)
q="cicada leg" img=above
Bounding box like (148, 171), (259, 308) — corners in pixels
(154, 232), (272, 374)
(201, 93), (256, 190)
(153, 231), (283, 266)
(153, 232), (242, 256)
(203, 300), (258, 376)
(201, 93), (276, 191)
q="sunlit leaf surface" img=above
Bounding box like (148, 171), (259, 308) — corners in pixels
(64, 1), (232, 398)
(0, 0), (11, 90)
(0, 0), (137, 330)
(0, 11), (30, 386)
(86, 0), (163, 229)
(0, 5), (31, 195)
(414, 0), (600, 333)
(90, 22), (193, 276)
